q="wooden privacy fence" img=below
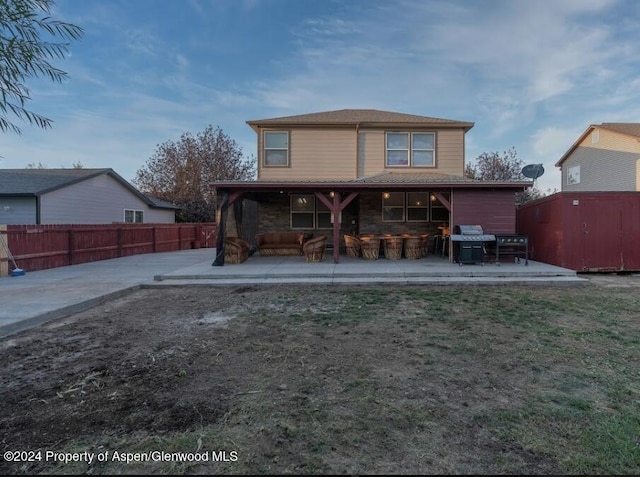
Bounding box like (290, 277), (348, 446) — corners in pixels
(0, 223), (216, 274)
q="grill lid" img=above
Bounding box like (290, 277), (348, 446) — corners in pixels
(454, 224), (484, 235)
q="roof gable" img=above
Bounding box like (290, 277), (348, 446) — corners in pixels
(555, 122), (640, 167)
(0, 168), (176, 209)
(247, 109), (474, 131)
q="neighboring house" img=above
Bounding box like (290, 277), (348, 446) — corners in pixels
(555, 123), (640, 191)
(516, 122), (640, 272)
(0, 168), (178, 224)
(212, 109), (531, 264)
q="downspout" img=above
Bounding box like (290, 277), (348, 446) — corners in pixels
(355, 122), (360, 178)
(36, 194), (41, 224)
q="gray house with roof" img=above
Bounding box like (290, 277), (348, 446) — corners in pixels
(0, 168), (178, 225)
(555, 123), (640, 191)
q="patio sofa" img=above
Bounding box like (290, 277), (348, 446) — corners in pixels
(256, 232), (304, 256)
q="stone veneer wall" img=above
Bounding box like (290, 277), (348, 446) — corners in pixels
(256, 192), (447, 253)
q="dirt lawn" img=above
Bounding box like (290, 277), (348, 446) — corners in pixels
(1, 274), (639, 475)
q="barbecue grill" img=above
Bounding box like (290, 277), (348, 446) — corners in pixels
(450, 225), (496, 265)
(494, 234), (529, 265)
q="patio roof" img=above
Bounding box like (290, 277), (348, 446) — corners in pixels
(211, 172), (532, 192)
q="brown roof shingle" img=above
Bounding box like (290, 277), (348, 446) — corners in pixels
(599, 123), (640, 138)
(247, 109), (474, 131)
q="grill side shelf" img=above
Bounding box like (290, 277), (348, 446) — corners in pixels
(494, 234), (529, 266)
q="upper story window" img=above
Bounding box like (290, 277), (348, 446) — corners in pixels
(386, 132), (435, 167)
(264, 131), (289, 166)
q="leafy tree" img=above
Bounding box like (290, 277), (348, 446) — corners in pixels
(0, 0), (83, 134)
(133, 125), (256, 222)
(465, 147), (547, 205)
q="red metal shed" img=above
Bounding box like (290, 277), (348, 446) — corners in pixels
(516, 192), (640, 272)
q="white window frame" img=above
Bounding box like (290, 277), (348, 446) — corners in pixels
(124, 209), (144, 223)
(567, 165), (581, 185)
(264, 131), (289, 167)
(385, 132), (436, 168)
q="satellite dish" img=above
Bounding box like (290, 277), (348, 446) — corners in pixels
(521, 163), (545, 180)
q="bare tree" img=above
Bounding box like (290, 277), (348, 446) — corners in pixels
(133, 125), (256, 222)
(0, 0), (83, 134)
(465, 147), (547, 205)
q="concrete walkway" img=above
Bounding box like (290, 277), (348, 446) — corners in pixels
(0, 248), (586, 338)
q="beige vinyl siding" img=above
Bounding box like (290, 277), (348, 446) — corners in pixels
(587, 127), (640, 153)
(359, 130), (385, 177)
(259, 128), (357, 181)
(563, 128), (640, 191)
(434, 130), (465, 176)
(360, 128), (465, 177)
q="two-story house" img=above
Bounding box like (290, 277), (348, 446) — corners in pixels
(212, 109), (530, 265)
(555, 123), (640, 191)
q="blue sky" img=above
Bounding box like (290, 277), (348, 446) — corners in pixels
(3, 0), (640, 194)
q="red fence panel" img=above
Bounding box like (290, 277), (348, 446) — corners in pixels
(1, 223), (216, 273)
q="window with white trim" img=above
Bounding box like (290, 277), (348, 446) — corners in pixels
(264, 131), (289, 166)
(386, 132), (435, 167)
(124, 209), (144, 223)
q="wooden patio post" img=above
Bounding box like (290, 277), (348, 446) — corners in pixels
(212, 191), (229, 266)
(315, 191), (359, 264)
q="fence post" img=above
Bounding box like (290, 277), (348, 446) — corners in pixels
(0, 225), (7, 277)
(68, 228), (75, 265)
(152, 226), (157, 253)
(117, 227), (123, 257)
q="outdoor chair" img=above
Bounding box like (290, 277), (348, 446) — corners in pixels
(419, 233), (431, 258)
(359, 235), (381, 260)
(224, 237), (250, 264)
(303, 235), (327, 262)
(403, 235), (423, 260)
(382, 235), (403, 260)
(344, 233), (361, 258)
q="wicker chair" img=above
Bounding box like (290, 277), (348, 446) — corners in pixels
(382, 235), (403, 260)
(224, 237), (250, 264)
(344, 234), (361, 258)
(359, 235), (381, 260)
(403, 235), (423, 260)
(420, 233), (431, 258)
(303, 235), (327, 262)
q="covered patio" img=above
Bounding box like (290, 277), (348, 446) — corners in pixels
(211, 174), (531, 267)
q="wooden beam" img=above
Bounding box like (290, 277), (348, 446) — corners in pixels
(314, 191), (360, 264)
(434, 192), (451, 211)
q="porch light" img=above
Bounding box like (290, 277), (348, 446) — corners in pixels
(382, 192), (391, 200)
(329, 191), (335, 198)
(430, 194), (436, 202)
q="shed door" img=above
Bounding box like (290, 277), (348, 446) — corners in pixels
(581, 198), (623, 271)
